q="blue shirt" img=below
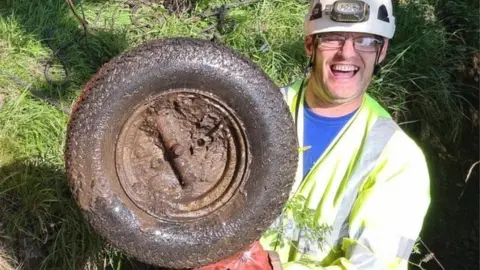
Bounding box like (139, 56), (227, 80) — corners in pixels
(303, 102), (357, 178)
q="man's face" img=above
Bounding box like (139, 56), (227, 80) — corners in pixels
(305, 32), (389, 104)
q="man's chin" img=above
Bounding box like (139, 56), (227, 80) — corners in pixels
(324, 88), (363, 104)
(326, 86), (359, 98)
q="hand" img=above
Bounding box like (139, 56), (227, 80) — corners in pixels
(195, 241), (282, 270)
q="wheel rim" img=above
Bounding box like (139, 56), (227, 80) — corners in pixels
(115, 89), (250, 221)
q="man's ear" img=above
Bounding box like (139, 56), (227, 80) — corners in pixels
(377, 39), (389, 64)
(305, 35), (314, 58)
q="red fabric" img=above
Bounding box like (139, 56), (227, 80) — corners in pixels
(196, 241), (273, 270)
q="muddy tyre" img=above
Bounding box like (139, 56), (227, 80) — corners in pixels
(65, 37), (298, 269)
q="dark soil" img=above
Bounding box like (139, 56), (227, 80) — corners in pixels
(410, 97), (479, 269)
(163, 0), (195, 14)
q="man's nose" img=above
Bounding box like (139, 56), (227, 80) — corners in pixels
(338, 39), (356, 58)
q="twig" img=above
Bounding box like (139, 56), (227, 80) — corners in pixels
(464, 160), (480, 183)
(196, 0), (261, 19)
(408, 261), (426, 270)
(398, 119), (420, 126)
(65, 0), (89, 31)
(198, 22), (218, 33)
(2, 71), (72, 115)
(457, 160), (480, 200)
(418, 238), (446, 270)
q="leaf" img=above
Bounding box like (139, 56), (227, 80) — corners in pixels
(298, 145), (311, 153)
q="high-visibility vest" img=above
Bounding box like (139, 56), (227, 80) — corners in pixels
(259, 78), (431, 270)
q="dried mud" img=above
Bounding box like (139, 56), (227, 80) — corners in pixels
(115, 91), (247, 221)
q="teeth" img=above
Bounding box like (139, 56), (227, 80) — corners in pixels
(332, 65), (359, 71)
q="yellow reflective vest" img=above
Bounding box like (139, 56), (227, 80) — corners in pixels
(259, 78), (431, 269)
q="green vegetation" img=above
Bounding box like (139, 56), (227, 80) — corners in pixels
(0, 0), (477, 269)
(262, 194), (333, 252)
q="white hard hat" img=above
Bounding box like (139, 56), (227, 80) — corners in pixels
(304, 0), (396, 39)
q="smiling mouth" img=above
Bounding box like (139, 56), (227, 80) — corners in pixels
(330, 64), (359, 78)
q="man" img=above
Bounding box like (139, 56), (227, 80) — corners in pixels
(198, 0), (431, 269)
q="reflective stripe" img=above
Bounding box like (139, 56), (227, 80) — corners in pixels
(397, 235), (415, 259)
(353, 226), (416, 260)
(326, 117), (398, 248)
(346, 243), (386, 269)
(345, 228), (416, 269)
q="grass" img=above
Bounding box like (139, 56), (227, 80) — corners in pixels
(0, 250), (19, 270)
(0, 0), (477, 269)
(370, 0), (478, 143)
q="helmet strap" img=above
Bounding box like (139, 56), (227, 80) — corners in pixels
(373, 39), (385, 77)
(305, 35), (319, 73)
(296, 35), (319, 122)
(373, 64), (381, 76)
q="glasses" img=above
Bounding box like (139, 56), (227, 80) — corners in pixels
(316, 34), (383, 52)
